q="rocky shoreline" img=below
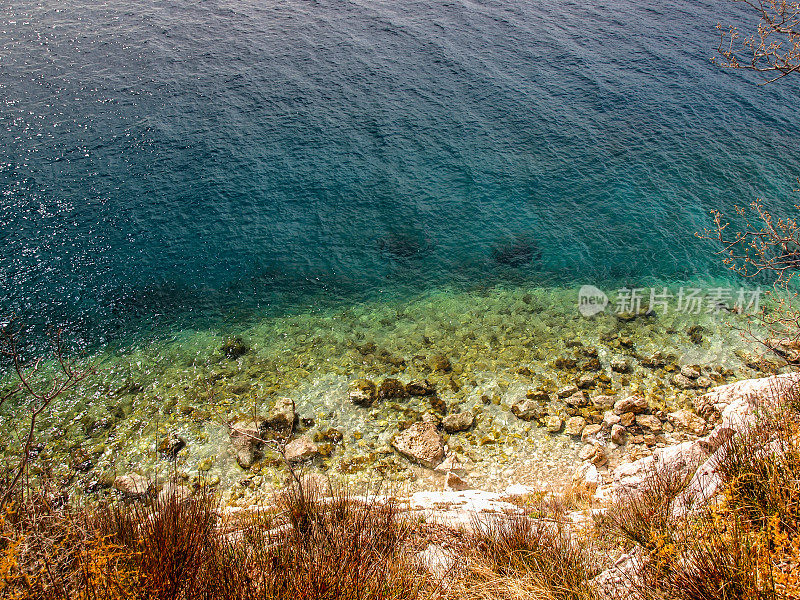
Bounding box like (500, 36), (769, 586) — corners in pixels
(203, 371), (798, 599)
(1, 284), (782, 507)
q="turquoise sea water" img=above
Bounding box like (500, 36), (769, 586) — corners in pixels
(1, 0), (799, 347)
(1, 0), (799, 496)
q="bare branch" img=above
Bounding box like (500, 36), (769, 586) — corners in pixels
(0, 322), (92, 510)
(714, 0), (800, 81)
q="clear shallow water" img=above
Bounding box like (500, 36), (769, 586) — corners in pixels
(1, 0), (799, 347)
(1, 0), (798, 496)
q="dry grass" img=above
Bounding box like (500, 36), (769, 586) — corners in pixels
(1, 478), (433, 600)
(594, 389), (800, 600)
(443, 504), (599, 600)
(5, 391), (800, 600)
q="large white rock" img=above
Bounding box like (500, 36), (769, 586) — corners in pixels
(612, 441), (706, 498)
(693, 372), (800, 418)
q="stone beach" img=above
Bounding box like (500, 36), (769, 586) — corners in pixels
(0, 283), (781, 507)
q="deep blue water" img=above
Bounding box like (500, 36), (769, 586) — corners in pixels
(1, 0), (799, 347)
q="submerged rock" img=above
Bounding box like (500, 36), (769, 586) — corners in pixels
(565, 416), (586, 437)
(229, 419), (265, 469)
(377, 231), (433, 260)
(221, 337), (249, 360)
(545, 415), (563, 433)
(565, 391), (589, 408)
(635, 414), (662, 432)
(379, 378), (407, 400)
(264, 397), (296, 432)
(429, 396), (448, 415)
(613, 395), (649, 415)
(429, 354), (452, 373)
(158, 435), (186, 460)
(490, 235), (542, 267)
(611, 424), (626, 445)
(592, 395), (616, 409)
(510, 399), (545, 422)
(557, 385), (579, 398)
(680, 365), (702, 379)
(349, 379), (378, 407)
(442, 411), (474, 433)
(526, 389), (550, 402)
(610, 358), (631, 373)
(391, 422), (445, 468)
(672, 374), (696, 389)
(446, 472), (470, 491)
(406, 379), (435, 396)
(284, 436), (320, 462)
(581, 424), (603, 442)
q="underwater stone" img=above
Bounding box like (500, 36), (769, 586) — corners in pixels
(616, 308), (652, 322)
(611, 424), (627, 445)
(349, 379), (377, 407)
(636, 414), (663, 432)
(229, 419), (264, 469)
(641, 351), (668, 368)
(576, 374), (597, 390)
(430, 354), (452, 373)
(221, 337), (249, 360)
(510, 400), (545, 422)
(696, 376), (713, 389)
(545, 415), (563, 433)
(406, 379), (435, 396)
(610, 358), (630, 373)
(429, 396), (448, 415)
(680, 365), (702, 379)
(565, 391), (589, 408)
(442, 411), (474, 433)
(583, 443), (608, 466)
(391, 422), (445, 468)
(557, 385), (579, 398)
(314, 428), (344, 444)
(158, 435), (186, 460)
(490, 236), (542, 267)
(525, 389), (550, 402)
(264, 397), (297, 432)
(446, 472), (469, 491)
(376, 348), (406, 367)
(553, 356), (577, 369)
(592, 395), (616, 409)
(565, 416), (586, 437)
(619, 412), (636, 427)
(687, 325), (704, 344)
(581, 424), (603, 442)
(377, 231), (432, 260)
(421, 411), (441, 426)
(580, 358), (601, 372)
(356, 342), (377, 355)
(379, 378), (407, 400)
(672, 374), (696, 389)
(284, 436), (319, 462)
(613, 395), (649, 415)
